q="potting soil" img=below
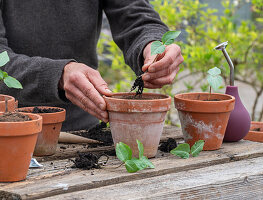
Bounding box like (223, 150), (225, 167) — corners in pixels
(0, 112), (31, 122)
(159, 138), (178, 152)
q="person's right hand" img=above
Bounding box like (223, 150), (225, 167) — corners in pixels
(59, 62), (113, 122)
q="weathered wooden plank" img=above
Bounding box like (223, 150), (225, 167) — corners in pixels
(41, 157), (263, 200)
(35, 126), (183, 162)
(1, 140), (263, 199)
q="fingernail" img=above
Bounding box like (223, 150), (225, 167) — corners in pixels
(105, 89), (112, 94)
(143, 74), (150, 81)
(99, 103), (105, 110)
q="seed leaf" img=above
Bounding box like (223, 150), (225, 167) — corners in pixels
(0, 69), (4, 79)
(116, 142), (132, 162)
(141, 156), (155, 169)
(0, 51), (10, 67)
(3, 76), (23, 89)
(207, 67), (221, 76)
(151, 41), (165, 56)
(137, 139), (144, 159)
(191, 140), (205, 157)
(207, 74), (223, 91)
(162, 31), (181, 45)
(170, 143), (190, 159)
(125, 158), (147, 173)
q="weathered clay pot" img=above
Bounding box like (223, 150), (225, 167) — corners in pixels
(0, 94), (16, 112)
(244, 121), (263, 142)
(0, 113), (42, 182)
(174, 93), (235, 150)
(17, 106), (66, 156)
(104, 93), (171, 158)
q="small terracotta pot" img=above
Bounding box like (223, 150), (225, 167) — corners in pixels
(244, 121), (263, 142)
(104, 93), (171, 158)
(174, 93), (235, 150)
(0, 112), (42, 182)
(0, 94), (16, 112)
(17, 107), (66, 156)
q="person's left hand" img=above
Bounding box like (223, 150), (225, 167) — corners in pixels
(141, 41), (184, 89)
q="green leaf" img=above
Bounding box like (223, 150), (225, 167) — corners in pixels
(0, 69), (4, 79)
(3, 76), (23, 89)
(116, 142), (132, 162)
(0, 51), (10, 67)
(207, 74), (223, 91)
(125, 158), (147, 173)
(151, 41), (165, 56)
(141, 156), (155, 169)
(137, 140), (144, 159)
(162, 31), (181, 45)
(190, 140), (205, 157)
(170, 143), (190, 159)
(207, 67), (221, 76)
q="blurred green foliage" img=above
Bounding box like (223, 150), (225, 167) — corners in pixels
(98, 0), (263, 121)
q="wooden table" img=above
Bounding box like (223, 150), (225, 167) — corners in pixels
(1, 126), (263, 200)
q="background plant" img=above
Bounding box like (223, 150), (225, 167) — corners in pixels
(98, 0), (263, 122)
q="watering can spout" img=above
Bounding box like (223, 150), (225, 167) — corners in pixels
(214, 41), (234, 86)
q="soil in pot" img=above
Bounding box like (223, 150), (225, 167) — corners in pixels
(0, 112), (31, 122)
(17, 106), (66, 156)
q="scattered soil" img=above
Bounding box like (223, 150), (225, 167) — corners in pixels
(159, 138), (178, 152)
(252, 128), (261, 132)
(71, 122), (113, 146)
(0, 191), (21, 200)
(130, 76), (144, 96)
(120, 95), (164, 100)
(31, 107), (63, 113)
(71, 152), (108, 170)
(0, 112), (31, 122)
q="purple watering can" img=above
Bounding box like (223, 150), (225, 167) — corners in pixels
(215, 42), (251, 142)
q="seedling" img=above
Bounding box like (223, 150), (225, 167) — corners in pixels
(207, 67), (223, 95)
(0, 51), (23, 112)
(116, 140), (155, 173)
(130, 30), (181, 96)
(170, 140), (204, 159)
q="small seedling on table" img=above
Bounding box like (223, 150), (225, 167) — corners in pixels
(116, 140), (155, 173)
(170, 140), (204, 159)
(130, 30), (181, 97)
(206, 67), (223, 99)
(0, 51), (23, 112)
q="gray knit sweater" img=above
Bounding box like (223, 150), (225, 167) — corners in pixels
(0, 0), (168, 131)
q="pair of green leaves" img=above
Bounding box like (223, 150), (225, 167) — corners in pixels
(170, 140), (205, 159)
(151, 30), (181, 56)
(0, 51), (23, 89)
(207, 67), (223, 91)
(116, 140), (155, 173)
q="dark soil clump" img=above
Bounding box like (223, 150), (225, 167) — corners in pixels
(31, 107), (63, 113)
(159, 138), (178, 152)
(130, 76), (144, 96)
(72, 152), (108, 170)
(72, 122), (113, 146)
(0, 112), (31, 122)
(252, 128), (261, 131)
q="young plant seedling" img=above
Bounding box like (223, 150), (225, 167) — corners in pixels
(206, 67), (223, 98)
(116, 140), (155, 173)
(0, 51), (23, 112)
(170, 140), (204, 159)
(130, 30), (181, 96)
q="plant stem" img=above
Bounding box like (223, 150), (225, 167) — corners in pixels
(208, 86), (211, 101)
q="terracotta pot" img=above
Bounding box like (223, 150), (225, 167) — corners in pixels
(0, 94), (16, 112)
(104, 93), (171, 158)
(0, 113), (42, 182)
(174, 93), (235, 150)
(244, 121), (263, 142)
(17, 107), (66, 156)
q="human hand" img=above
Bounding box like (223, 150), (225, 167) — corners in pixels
(141, 42), (184, 89)
(59, 62), (112, 122)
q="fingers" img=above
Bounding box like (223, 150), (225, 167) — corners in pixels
(64, 84), (108, 122)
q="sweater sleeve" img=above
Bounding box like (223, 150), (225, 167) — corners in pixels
(0, 9), (73, 106)
(103, 0), (169, 75)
